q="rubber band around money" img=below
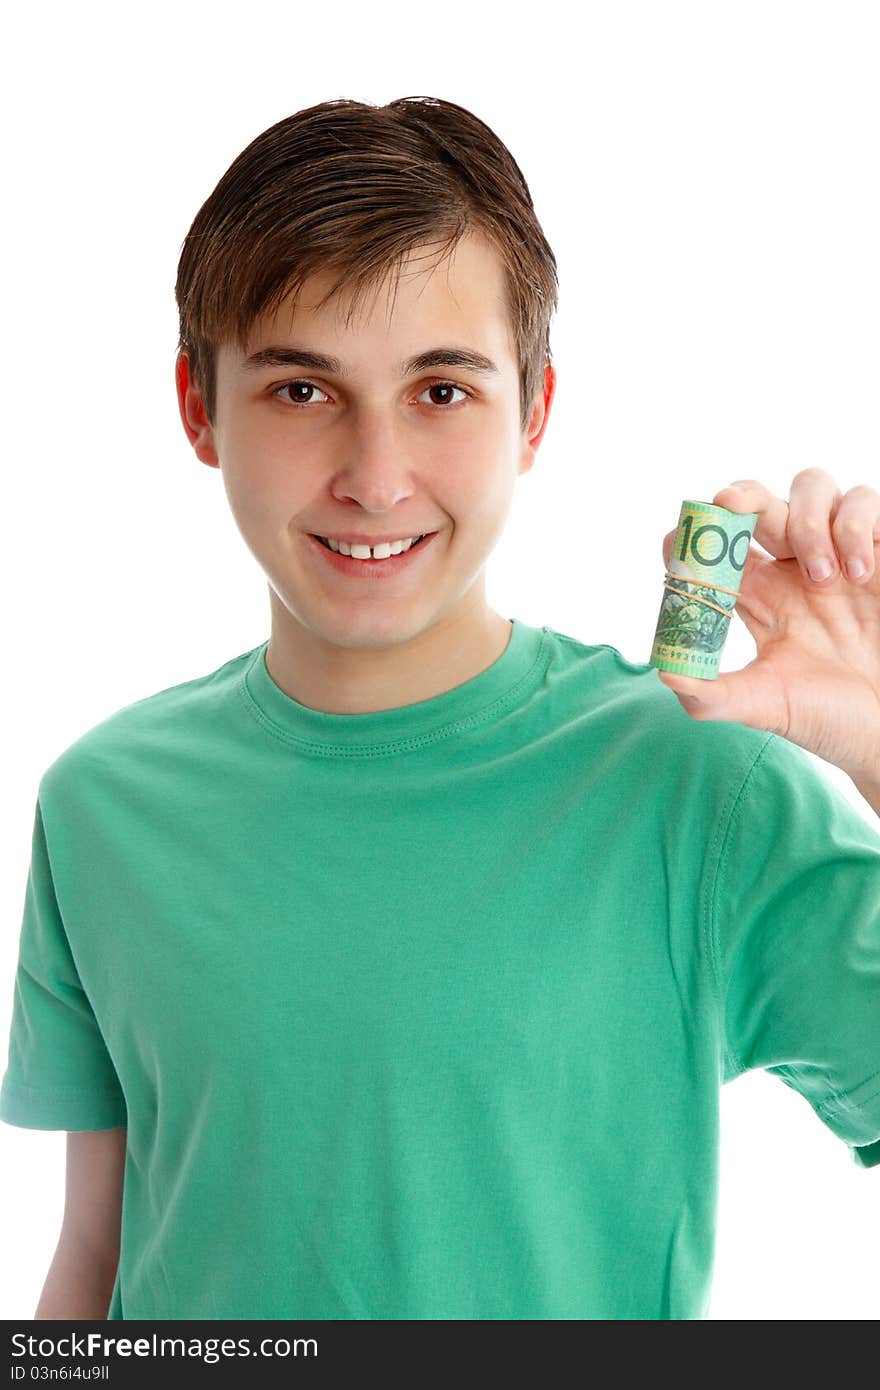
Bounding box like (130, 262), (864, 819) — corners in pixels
(662, 572), (741, 618)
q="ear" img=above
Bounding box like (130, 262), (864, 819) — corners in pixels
(519, 360), (557, 475)
(175, 352), (220, 469)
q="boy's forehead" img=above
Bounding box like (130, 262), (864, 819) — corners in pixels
(233, 232), (513, 369)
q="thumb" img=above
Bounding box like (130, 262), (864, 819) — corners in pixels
(655, 663), (786, 734)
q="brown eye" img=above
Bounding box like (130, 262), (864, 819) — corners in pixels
(419, 381), (470, 407)
(273, 380), (330, 407)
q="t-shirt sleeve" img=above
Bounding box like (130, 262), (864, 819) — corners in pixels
(710, 732), (880, 1168)
(0, 794), (127, 1131)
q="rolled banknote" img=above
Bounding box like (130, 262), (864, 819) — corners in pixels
(648, 499), (758, 679)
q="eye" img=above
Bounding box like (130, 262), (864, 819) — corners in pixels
(270, 378), (473, 409)
(416, 380), (472, 408)
(272, 380), (330, 408)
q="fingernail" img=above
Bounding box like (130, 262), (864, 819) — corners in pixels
(807, 557), (833, 582)
(846, 558), (866, 579)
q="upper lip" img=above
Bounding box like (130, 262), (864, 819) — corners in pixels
(310, 530), (435, 544)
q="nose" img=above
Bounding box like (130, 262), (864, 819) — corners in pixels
(329, 422), (419, 512)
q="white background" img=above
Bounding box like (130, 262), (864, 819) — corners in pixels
(1, 0), (878, 1321)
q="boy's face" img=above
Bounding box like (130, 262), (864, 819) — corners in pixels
(178, 231), (555, 661)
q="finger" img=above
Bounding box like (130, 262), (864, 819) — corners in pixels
(783, 467), (845, 585)
(830, 484), (880, 584)
(661, 527), (675, 570)
(712, 478), (796, 563)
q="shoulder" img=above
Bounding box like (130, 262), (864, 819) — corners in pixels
(37, 644), (262, 808)
(541, 624), (774, 785)
(559, 634), (874, 844)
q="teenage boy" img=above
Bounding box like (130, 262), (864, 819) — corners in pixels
(2, 96), (879, 1322)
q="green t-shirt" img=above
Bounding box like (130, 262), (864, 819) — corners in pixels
(2, 618), (879, 1321)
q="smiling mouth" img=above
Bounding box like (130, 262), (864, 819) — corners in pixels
(312, 534), (430, 554)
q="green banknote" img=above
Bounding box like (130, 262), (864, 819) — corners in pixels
(648, 499), (758, 679)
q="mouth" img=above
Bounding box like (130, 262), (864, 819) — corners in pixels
(311, 533), (431, 554)
(305, 530), (438, 577)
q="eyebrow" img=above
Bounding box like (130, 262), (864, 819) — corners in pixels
(240, 344), (501, 377)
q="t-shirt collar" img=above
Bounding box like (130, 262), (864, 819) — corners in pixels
(239, 617), (547, 756)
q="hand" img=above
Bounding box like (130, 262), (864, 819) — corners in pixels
(655, 469), (880, 782)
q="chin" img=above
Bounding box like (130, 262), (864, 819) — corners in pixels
(278, 596), (441, 652)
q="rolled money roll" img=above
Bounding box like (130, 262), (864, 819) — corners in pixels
(649, 499), (758, 680)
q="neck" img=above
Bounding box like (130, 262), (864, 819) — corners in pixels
(264, 595), (513, 716)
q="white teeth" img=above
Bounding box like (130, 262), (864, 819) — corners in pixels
(324, 536), (423, 559)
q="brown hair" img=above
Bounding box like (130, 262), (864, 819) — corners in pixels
(174, 96), (558, 436)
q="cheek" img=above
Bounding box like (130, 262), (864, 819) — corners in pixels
(440, 426), (512, 489)
(220, 426), (303, 506)
(449, 475), (518, 551)
(219, 457), (304, 548)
